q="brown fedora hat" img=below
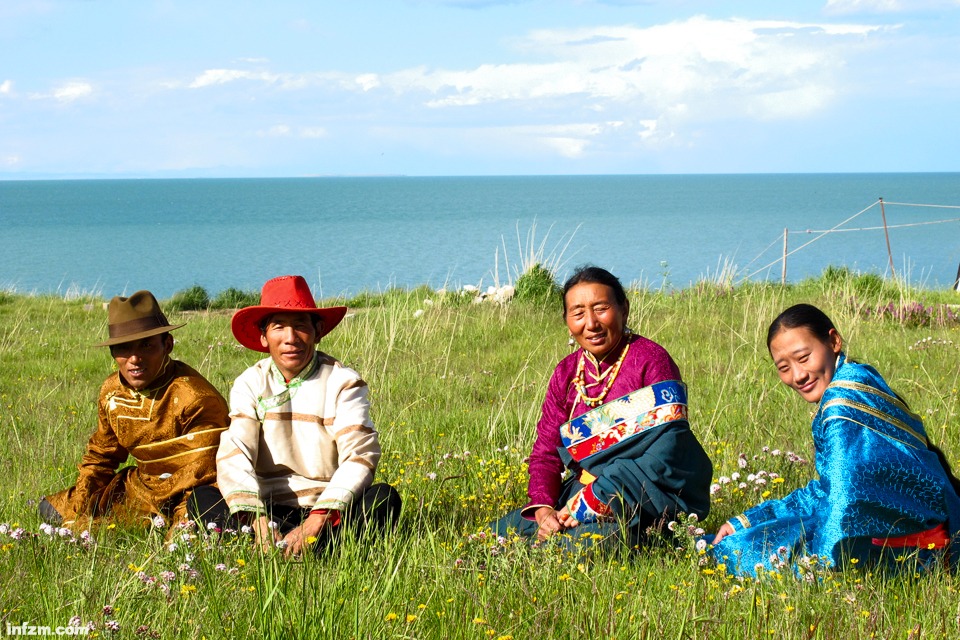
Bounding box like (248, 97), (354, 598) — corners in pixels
(95, 290), (185, 347)
(231, 275), (347, 353)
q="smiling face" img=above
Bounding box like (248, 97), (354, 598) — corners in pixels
(563, 281), (628, 360)
(110, 334), (173, 390)
(260, 312), (322, 380)
(769, 325), (843, 403)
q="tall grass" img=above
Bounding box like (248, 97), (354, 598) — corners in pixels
(0, 272), (958, 638)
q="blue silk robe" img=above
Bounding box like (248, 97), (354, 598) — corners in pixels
(712, 354), (960, 576)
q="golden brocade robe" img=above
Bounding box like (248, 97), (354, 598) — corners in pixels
(46, 359), (229, 530)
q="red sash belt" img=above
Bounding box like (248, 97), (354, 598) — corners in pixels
(871, 523), (949, 549)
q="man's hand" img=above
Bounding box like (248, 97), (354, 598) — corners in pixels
(252, 515), (282, 552)
(282, 512), (329, 558)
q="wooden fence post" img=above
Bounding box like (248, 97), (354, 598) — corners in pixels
(781, 228), (788, 284)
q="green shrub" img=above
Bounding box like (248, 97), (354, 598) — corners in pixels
(210, 287), (260, 310)
(817, 265), (895, 298)
(852, 272), (886, 297)
(514, 263), (560, 303)
(167, 285), (210, 311)
(820, 264), (853, 286)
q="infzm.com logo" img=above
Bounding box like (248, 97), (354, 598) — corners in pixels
(5, 622), (90, 636)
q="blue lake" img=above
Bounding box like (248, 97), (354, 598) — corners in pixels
(1, 174), (959, 299)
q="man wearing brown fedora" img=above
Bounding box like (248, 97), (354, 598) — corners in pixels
(39, 290), (229, 533)
(196, 275), (400, 556)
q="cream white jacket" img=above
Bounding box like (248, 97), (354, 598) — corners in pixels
(217, 352), (380, 513)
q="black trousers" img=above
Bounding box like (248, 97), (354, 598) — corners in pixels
(188, 483), (401, 551)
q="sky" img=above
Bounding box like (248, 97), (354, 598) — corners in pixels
(1, 0), (959, 178)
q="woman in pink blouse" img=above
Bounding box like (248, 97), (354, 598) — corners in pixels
(493, 266), (712, 548)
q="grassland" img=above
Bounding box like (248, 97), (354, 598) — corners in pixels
(0, 269), (958, 639)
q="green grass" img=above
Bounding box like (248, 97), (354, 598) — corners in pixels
(1, 272), (959, 639)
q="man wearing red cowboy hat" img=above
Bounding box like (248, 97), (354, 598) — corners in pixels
(39, 290), (229, 532)
(197, 275), (400, 556)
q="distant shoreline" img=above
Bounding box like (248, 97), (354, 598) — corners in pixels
(3, 270), (959, 306)
(4, 170), (960, 183)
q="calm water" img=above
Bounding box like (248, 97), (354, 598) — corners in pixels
(1, 174), (959, 299)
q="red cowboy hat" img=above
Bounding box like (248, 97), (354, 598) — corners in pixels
(231, 275), (347, 353)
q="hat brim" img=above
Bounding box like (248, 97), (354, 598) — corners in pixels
(95, 323), (185, 347)
(231, 306), (347, 353)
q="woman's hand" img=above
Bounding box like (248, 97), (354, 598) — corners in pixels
(711, 522), (735, 544)
(556, 506), (579, 529)
(534, 506), (564, 541)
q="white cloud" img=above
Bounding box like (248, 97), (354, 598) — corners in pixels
(0, 80), (11, 95)
(299, 127), (328, 139)
(35, 81), (93, 103)
(477, 121), (632, 158)
(259, 124), (292, 137)
(166, 15), (899, 163)
(825, 0), (904, 12)
(355, 74), (381, 91)
(541, 137), (590, 158)
(751, 86), (834, 119)
(368, 16), (885, 124)
(637, 119), (657, 140)
(188, 68), (339, 91)
(824, 0), (960, 13)
(179, 17), (886, 129)
(2, 154), (21, 167)
(254, 125), (327, 139)
(189, 69), (272, 88)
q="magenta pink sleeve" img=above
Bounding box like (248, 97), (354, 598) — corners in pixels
(637, 337), (681, 386)
(521, 364), (570, 517)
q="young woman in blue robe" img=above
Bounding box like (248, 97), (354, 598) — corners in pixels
(711, 304), (960, 576)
